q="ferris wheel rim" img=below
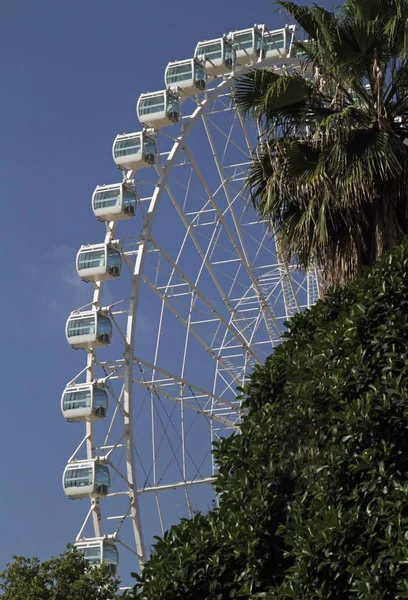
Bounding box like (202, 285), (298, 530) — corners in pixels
(66, 44), (309, 577)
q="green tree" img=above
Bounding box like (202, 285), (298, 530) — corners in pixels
(127, 238), (408, 598)
(0, 548), (120, 600)
(235, 0), (408, 285)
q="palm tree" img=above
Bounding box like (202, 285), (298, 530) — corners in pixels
(235, 0), (408, 285)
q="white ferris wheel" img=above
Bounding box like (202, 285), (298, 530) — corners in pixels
(61, 23), (320, 580)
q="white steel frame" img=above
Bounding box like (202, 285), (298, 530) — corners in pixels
(63, 24), (320, 578)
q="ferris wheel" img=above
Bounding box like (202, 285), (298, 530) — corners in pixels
(61, 23), (320, 580)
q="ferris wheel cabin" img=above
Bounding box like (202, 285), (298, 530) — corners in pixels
(61, 383), (108, 421)
(229, 26), (265, 64)
(76, 243), (122, 283)
(92, 183), (137, 222)
(137, 90), (180, 128)
(66, 311), (112, 350)
(165, 59), (206, 96)
(194, 37), (235, 76)
(112, 131), (156, 171)
(75, 539), (119, 574)
(263, 26), (295, 58)
(63, 460), (110, 499)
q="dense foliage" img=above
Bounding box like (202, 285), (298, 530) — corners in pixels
(130, 238), (408, 598)
(235, 0), (408, 285)
(0, 548), (120, 600)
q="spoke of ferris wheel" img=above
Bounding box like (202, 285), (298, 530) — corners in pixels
(164, 281), (200, 490)
(142, 275), (245, 383)
(211, 258), (277, 362)
(77, 500), (103, 543)
(90, 373), (126, 450)
(136, 477), (217, 495)
(223, 109), (243, 162)
(235, 271), (294, 349)
(147, 258), (214, 507)
(183, 134), (282, 340)
(155, 165), (248, 326)
(117, 538), (142, 560)
(150, 237), (258, 359)
(109, 503), (133, 539)
(96, 357), (241, 404)
(107, 460), (133, 488)
(134, 373), (239, 428)
(154, 493), (165, 535)
(68, 433), (88, 462)
(104, 435), (126, 460)
(150, 293), (165, 490)
(201, 112), (275, 308)
(152, 75), (285, 347)
(231, 229), (279, 348)
(185, 112), (285, 402)
(146, 388), (215, 480)
(66, 364), (89, 386)
(135, 376), (241, 426)
(181, 293), (199, 505)
(209, 114), (249, 165)
(102, 405), (123, 448)
(164, 175), (272, 352)
(136, 364), (208, 487)
(107, 312), (128, 346)
(102, 384), (125, 447)
(76, 503), (95, 541)
(133, 355), (241, 414)
(211, 258), (272, 351)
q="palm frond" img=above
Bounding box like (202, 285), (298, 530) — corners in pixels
(234, 70), (309, 121)
(277, 2), (335, 40)
(233, 70), (281, 115)
(237, 0), (408, 285)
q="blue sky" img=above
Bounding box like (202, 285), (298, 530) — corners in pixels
(0, 0), (332, 583)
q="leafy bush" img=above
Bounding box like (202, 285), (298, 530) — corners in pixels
(0, 547), (120, 600)
(132, 238), (408, 599)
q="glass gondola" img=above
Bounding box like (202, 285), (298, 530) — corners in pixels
(63, 460), (110, 499)
(61, 383), (108, 421)
(112, 131), (156, 171)
(92, 182), (137, 222)
(194, 37), (235, 76)
(137, 90), (180, 128)
(229, 26), (265, 64)
(75, 539), (119, 574)
(76, 243), (122, 283)
(165, 58), (206, 96)
(65, 310), (112, 350)
(264, 26), (295, 59)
